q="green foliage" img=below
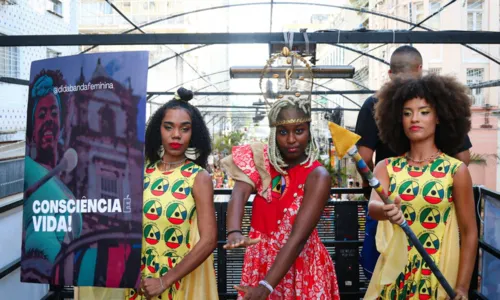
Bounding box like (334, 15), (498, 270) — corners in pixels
(320, 158), (348, 185)
(469, 152), (499, 166)
(213, 131), (246, 154)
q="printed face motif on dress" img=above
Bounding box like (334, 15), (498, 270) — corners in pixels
(418, 279), (433, 300)
(391, 157), (407, 172)
(166, 202), (188, 225)
(398, 180), (420, 201)
(151, 177), (170, 196)
(141, 248), (160, 273)
(418, 232), (440, 255)
(180, 162), (200, 177)
(171, 179), (191, 200)
(271, 175), (287, 199)
(419, 207), (441, 230)
(430, 159), (450, 178)
(401, 205), (416, 226)
(144, 223), (161, 245)
(408, 165), (427, 178)
(422, 181), (445, 205)
(143, 199), (162, 221)
(164, 227), (184, 249)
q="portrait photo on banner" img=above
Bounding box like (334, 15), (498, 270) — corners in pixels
(21, 51), (149, 288)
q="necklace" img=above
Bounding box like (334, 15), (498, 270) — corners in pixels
(405, 150), (441, 164)
(160, 157), (187, 170)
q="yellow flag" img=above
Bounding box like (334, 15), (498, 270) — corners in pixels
(327, 121), (361, 159)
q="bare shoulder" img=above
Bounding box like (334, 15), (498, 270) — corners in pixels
(193, 169), (212, 186)
(309, 165), (330, 179)
(453, 163), (470, 180)
(305, 166), (331, 189)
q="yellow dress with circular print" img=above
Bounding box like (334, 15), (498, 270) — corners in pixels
(125, 160), (218, 300)
(376, 153), (462, 300)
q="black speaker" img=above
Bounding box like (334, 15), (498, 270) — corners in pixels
(335, 244), (360, 293)
(335, 203), (359, 240)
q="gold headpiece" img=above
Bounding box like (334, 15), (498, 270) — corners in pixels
(259, 47), (314, 104)
(270, 117), (312, 127)
(264, 45), (318, 174)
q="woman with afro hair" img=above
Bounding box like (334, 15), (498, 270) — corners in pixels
(365, 74), (478, 300)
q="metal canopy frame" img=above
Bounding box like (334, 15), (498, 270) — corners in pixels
(147, 90), (374, 96)
(193, 105), (361, 112)
(1, 0), (499, 109)
(2, 31), (499, 47)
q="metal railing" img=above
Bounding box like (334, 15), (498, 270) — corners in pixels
(470, 186), (500, 299)
(0, 157), (24, 198)
(35, 188), (367, 300)
(1, 186), (498, 299)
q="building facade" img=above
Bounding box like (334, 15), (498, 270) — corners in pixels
(368, 0), (500, 189)
(0, 0), (79, 142)
(79, 0), (231, 136)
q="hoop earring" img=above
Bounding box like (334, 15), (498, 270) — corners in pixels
(185, 147), (200, 160)
(157, 146), (165, 158)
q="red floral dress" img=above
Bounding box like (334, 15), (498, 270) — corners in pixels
(230, 145), (340, 300)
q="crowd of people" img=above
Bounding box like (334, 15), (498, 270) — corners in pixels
(80, 44), (477, 300)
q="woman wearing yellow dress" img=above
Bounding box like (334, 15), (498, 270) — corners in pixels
(133, 87), (218, 300)
(366, 75), (478, 300)
(78, 88), (218, 300)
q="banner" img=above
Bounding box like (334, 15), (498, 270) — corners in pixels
(21, 51), (149, 288)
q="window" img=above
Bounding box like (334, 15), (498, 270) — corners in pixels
(47, 0), (63, 16)
(467, 0), (483, 31)
(46, 48), (61, 58)
(466, 68), (484, 106)
(0, 34), (19, 78)
(101, 177), (119, 199)
(101, 2), (113, 14)
(429, 67), (441, 75)
(411, 1), (425, 24)
(428, 0), (441, 29)
(99, 105), (116, 136)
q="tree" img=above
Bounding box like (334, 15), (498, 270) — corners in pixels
(213, 131), (246, 155)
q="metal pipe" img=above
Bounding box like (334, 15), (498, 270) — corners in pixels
(230, 65), (355, 79)
(3, 31), (499, 47)
(147, 90), (374, 96)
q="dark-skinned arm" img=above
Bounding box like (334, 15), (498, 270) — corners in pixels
(263, 167), (331, 288)
(227, 181), (252, 232)
(451, 164), (478, 296)
(224, 181), (260, 249)
(142, 170), (217, 297)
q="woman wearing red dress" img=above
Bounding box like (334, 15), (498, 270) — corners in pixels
(221, 94), (340, 299)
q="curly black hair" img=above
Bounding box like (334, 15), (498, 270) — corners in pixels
(145, 87), (212, 169)
(375, 74), (471, 155)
